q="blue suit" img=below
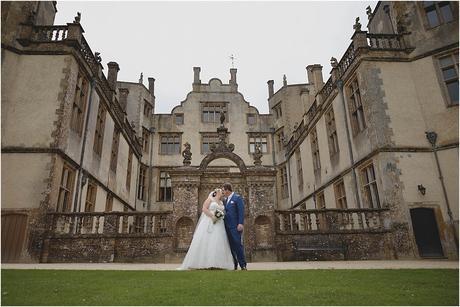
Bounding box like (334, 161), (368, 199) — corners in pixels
(224, 193), (247, 269)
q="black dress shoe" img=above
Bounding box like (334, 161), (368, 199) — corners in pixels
(241, 267), (247, 270)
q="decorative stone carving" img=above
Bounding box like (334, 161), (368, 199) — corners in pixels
(253, 144), (263, 166)
(366, 6), (373, 20)
(94, 52), (102, 63)
(139, 72), (143, 84)
(74, 12), (81, 24)
(26, 11), (36, 25)
(283, 74), (287, 86)
(353, 17), (362, 32)
(330, 57), (338, 68)
(219, 109), (225, 126)
(182, 142), (192, 165)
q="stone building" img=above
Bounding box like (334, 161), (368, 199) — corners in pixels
(1, 1), (458, 263)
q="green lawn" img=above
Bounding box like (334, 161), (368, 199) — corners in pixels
(1, 269), (458, 306)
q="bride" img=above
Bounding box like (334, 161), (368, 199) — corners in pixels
(178, 188), (234, 270)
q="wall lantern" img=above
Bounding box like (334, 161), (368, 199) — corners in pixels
(417, 184), (426, 195)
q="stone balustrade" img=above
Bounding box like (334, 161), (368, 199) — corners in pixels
(32, 25), (68, 42)
(367, 33), (406, 50)
(47, 211), (173, 237)
(275, 208), (390, 234)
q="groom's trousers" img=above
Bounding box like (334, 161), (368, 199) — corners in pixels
(226, 227), (247, 269)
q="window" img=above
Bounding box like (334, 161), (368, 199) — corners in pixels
(247, 114), (256, 125)
(84, 182), (97, 212)
(280, 166), (289, 199)
(272, 103), (283, 119)
(70, 72), (89, 135)
(316, 191), (326, 209)
(143, 100), (152, 116)
(249, 135), (268, 153)
(142, 128), (150, 153)
(438, 52), (459, 105)
(105, 194), (113, 212)
(334, 180), (347, 209)
(310, 127), (321, 171)
(202, 102), (227, 123)
(160, 134), (181, 155)
(126, 149), (133, 191)
(347, 78), (366, 135)
(175, 113), (184, 125)
(423, 1), (454, 28)
(159, 171), (172, 202)
(93, 102), (107, 156)
(110, 128), (120, 173)
(137, 164), (147, 200)
(57, 164), (75, 212)
(201, 133), (220, 154)
(295, 149), (303, 190)
(361, 163), (380, 208)
(325, 107), (339, 156)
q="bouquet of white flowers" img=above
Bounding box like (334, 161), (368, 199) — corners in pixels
(213, 208), (225, 224)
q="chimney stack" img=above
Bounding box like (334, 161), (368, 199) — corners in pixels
(267, 80), (274, 99)
(306, 64), (324, 92)
(230, 68), (237, 84)
(193, 67), (201, 84)
(107, 61), (120, 90)
(148, 77), (155, 98)
(118, 88), (129, 112)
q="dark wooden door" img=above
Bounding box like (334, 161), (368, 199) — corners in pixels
(410, 208), (444, 258)
(1, 214), (28, 262)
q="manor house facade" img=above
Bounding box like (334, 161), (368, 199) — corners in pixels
(1, 1), (458, 263)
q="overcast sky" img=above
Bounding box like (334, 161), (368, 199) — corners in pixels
(54, 1), (376, 114)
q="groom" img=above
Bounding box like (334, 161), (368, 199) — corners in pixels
(222, 182), (247, 270)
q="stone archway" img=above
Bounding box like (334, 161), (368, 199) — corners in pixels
(199, 151), (247, 173)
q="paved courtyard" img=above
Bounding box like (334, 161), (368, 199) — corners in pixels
(2, 260), (458, 271)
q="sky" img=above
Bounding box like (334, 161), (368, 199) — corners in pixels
(54, 1), (376, 114)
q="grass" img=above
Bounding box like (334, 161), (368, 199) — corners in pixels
(1, 269), (458, 306)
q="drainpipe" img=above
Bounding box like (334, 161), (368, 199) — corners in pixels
(287, 160), (294, 208)
(425, 131), (458, 252)
(73, 79), (96, 213)
(270, 128), (278, 207)
(147, 127), (155, 211)
(337, 80), (362, 208)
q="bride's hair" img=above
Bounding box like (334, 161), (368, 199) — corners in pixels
(211, 188), (222, 198)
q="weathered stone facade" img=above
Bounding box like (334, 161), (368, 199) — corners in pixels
(2, 1), (458, 263)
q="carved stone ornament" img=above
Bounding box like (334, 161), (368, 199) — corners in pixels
(210, 126), (235, 153)
(353, 17), (362, 31)
(330, 57), (338, 68)
(95, 52), (102, 63)
(74, 12), (81, 24)
(253, 144), (263, 166)
(182, 142), (192, 165)
(219, 109), (225, 126)
(366, 6), (373, 20)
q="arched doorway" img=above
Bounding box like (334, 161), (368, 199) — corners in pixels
(410, 207), (444, 258)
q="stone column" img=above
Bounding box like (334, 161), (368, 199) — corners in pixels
(192, 67), (201, 92)
(245, 168), (277, 262)
(267, 80), (274, 99)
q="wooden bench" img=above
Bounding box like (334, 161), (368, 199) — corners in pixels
(292, 240), (348, 260)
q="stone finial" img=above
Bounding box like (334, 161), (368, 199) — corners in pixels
(95, 52), (102, 63)
(353, 17), (362, 31)
(182, 142), (192, 165)
(283, 74), (287, 87)
(330, 57), (338, 68)
(253, 144), (263, 166)
(74, 12), (81, 24)
(107, 62), (120, 91)
(366, 6), (373, 20)
(139, 72), (143, 84)
(148, 77), (155, 97)
(230, 68), (237, 85)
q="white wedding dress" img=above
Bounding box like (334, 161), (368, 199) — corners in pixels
(178, 200), (234, 270)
